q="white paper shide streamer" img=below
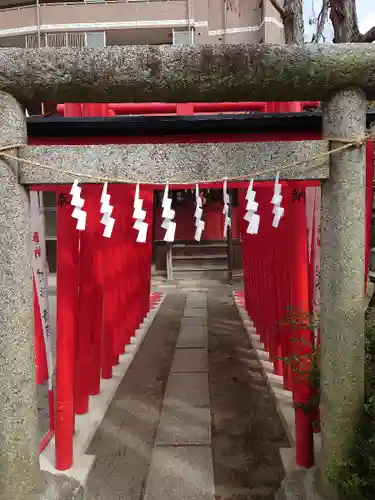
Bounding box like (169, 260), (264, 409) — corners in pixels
(271, 172), (284, 228)
(244, 179), (260, 234)
(100, 182), (116, 238)
(70, 179), (87, 231)
(132, 183), (148, 243)
(222, 178), (231, 238)
(161, 184), (176, 242)
(194, 184), (205, 241)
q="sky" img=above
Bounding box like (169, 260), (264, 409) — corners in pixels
(303, 0), (374, 42)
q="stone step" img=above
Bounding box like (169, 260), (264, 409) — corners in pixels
(173, 254), (227, 260)
(172, 242), (227, 257)
(172, 257), (227, 270)
(172, 263), (228, 272)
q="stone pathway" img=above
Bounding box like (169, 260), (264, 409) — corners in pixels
(84, 286), (288, 500)
(143, 292), (214, 500)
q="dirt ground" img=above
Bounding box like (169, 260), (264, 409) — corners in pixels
(207, 287), (289, 500)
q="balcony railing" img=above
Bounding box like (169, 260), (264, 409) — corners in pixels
(25, 32), (86, 48)
(0, 0), (179, 11)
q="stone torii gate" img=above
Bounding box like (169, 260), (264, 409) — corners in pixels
(0, 44), (373, 500)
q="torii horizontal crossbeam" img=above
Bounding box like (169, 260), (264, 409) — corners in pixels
(1, 44), (375, 103)
(17, 140), (329, 184)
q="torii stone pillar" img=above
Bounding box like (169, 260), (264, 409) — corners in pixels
(280, 88), (367, 500)
(319, 88), (367, 496)
(0, 91), (40, 500)
(0, 92), (85, 500)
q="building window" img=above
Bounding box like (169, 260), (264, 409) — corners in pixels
(86, 31), (106, 48)
(172, 29), (194, 45)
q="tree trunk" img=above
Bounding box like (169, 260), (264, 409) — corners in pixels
(268, 0), (304, 44)
(283, 0), (304, 44)
(329, 0), (375, 43)
(330, 0), (361, 42)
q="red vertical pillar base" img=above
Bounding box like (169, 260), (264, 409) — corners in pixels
(295, 407), (314, 468)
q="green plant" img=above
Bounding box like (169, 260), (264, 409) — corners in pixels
(276, 306), (320, 419)
(279, 307), (375, 498)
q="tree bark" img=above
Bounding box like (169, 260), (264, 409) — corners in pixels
(311, 0), (329, 43)
(268, 0), (304, 44)
(330, 0), (375, 43)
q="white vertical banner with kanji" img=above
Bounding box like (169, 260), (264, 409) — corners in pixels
(30, 191), (54, 389)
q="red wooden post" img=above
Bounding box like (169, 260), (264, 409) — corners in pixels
(101, 233), (114, 379)
(63, 103), (83, 117)
(288, 181), (314, 469)
(55, 189), (79, 471)
(89, 185), (104, 395)
(75, 185), (96, 414)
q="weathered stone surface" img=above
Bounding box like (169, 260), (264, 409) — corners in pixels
(2, 44), (375, 102)
(320, 89), (366, 493)
(17, 141), (330, 185)
(277, 468), (330, 500)
(39, 472), (84, 500)
(155, 406), (211, 445)
(0, 92), (41, 500)
(143, 446), (214, 500)
(170, 348), (208, 373)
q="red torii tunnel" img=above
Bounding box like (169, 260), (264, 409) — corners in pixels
(56, 101), (320, 117)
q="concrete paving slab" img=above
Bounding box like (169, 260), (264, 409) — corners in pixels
(185, 293), (207, 301)
(185, 303), (207, 310)
(185, 298), (207, 305)
(183, 308), (208, 318)
(155, 407), (211, 445)
(170, 349), (208, 373)
(143, 446), (214, 500)
(177, 328), (208, 349)
(185, 301), (207, 309)
(164, 373), (209, 407)
(181, 317), (208, 326)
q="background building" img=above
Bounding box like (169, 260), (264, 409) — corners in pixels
(0, 0), (283, 50)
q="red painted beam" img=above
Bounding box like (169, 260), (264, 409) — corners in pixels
(56, 101), (319, 117)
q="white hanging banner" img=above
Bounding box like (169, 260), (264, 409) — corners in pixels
(100, 183), (116, 238)
(161, 184), (176, 242)
(132, 183), (148, 243)
(244, 179), (260, 234)
(222, 178), (231, 238)
(194, 183), (205, 241)
(271, 172), (284, 228)
(30, 191), (54, 390)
